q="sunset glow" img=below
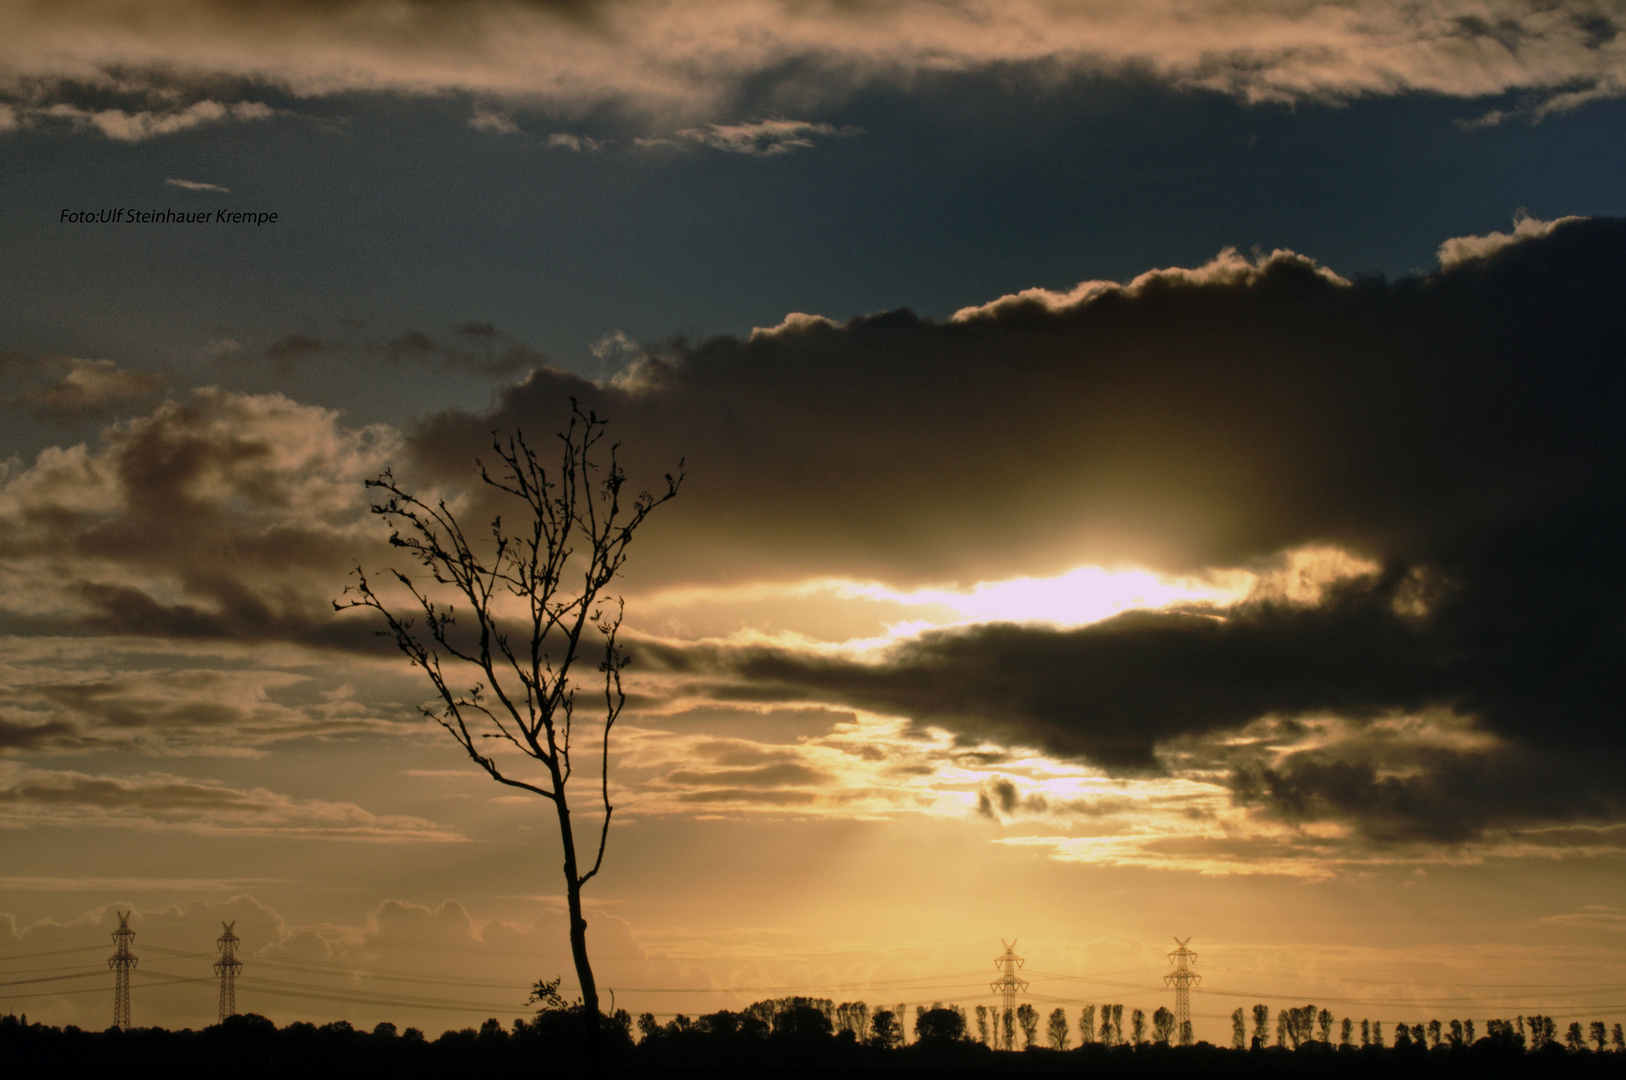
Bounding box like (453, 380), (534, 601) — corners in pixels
(3, 0), (1624, 1057)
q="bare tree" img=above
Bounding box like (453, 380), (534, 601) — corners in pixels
(338, 406), (681, 1048)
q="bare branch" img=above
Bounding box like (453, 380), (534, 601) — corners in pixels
(335, 411), (679, 1040)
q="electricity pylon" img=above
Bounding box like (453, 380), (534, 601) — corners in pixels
(214, 922), (242, 1022)
(990, 940), (1028, 1050)
(109, 911), (137, 1030)
(1165, 936), (1200, 1045)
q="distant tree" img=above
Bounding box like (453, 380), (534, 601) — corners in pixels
(914, 1007), (968, 1044)
(1372, 1021), (1382, 1046)
(1517, 1015), (1528, 1048)
(1112, 1004), (1124, 1045)
(975, 1004), (989, 1046)
(1591, 1021), (1607, 1052)
(1252, 1005), (1270, 1049)
(1004, 1008), (1016, 1051)
(1395, 1025), (1412, 1048)
(1340, 1018), (1353, 1047)
(1610, 1023), (1623, 1051)
(372, 1022), (397, 1038)
(1318, 1009), (1334, 1043)
(1017, 1003), (1039, 1049)
(1412, 1023), (1425, 1046)
(1180, 1020), (1193, 1046)
(340, 409), (681, 1051)
(868, 1010), (902, 1049)
(1276, 1010), (1287, 1047)
(1100, 1006), (1114, 1046)
(1427, 1019), (1441, 1048)
(1464, 1019), (1475, 1044)
(1361, 1019), (1370, 1047)
(1231, 1007), (1245, 1050)
(1566, 1022), (1585, 1052)
(1449, 1019), (1463, 1048)
(1080, 1005), (1095, 1045)
(1130, 1008), (1145, 1045)
(1047, 1008), (1070, 1050)
(835, 1001), (870, 1042)
(1153, 1007), (1175, 1046)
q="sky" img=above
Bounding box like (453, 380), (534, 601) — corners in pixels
(3, 0), (1626, 1045)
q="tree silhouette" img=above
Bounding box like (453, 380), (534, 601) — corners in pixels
(1080, 1005), (1095, 1045)
(1046, 1008), (1070, 1050)
(1231, 1007), (1245, 1050)
(975, 1004), (988, 1046)
(1016, 1003), (1039, 1049)
(338, 406), (681, 1050)
(1153, 1007), (1175, 1046)
(914, 1006), (968, 1044)
(868, 1010), (902, 1049)
(1590, 1021), (1607, 1052)
(1252, 1004), (1269, 1049)
(1130, 1008), (1145, 1046)
(1340, 1017), (1353, 1047)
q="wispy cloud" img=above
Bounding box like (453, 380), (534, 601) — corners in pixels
(165, 178), (230, 192)
(0, 764), (463, 841)
(675, 119), (856, 155)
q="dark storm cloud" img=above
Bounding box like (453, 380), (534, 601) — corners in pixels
(405, 216), (1626, 842)
(417, 216), (1626, 587)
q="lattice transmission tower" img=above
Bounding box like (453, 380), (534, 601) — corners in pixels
(1165, 936), (1200, 1045)
(109, 911), (137, 1030)
(214, 921), (243, 1022)
(989, 940), (1028, 1051)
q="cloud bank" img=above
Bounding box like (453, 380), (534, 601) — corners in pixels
(4, 216), (1624, 858)
(2, 1), (1623, 125)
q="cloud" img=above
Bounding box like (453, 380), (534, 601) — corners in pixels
(413, 216), (1626, 590)
(2, 2), (1623, 125)
(165, 177), (230, 192)
(5, 216), (1626, 852)
(0, 354), (164, 419)
(399, 215), (1626, 846)
(1436, 210), (1588, 267)
(21, 99), (274, 141)
(0, 387), (400, 650)
(469, 105), (521, 135)
(0, 763), (461, 841)
(253, 325), (546, 379)
(674, 118), (853, 155)
(545, 132), (602, 151)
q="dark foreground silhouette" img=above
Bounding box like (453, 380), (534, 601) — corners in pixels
(5, 1010), (1625, 1079)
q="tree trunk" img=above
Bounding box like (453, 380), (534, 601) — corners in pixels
(555, 793), (602, 1053)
